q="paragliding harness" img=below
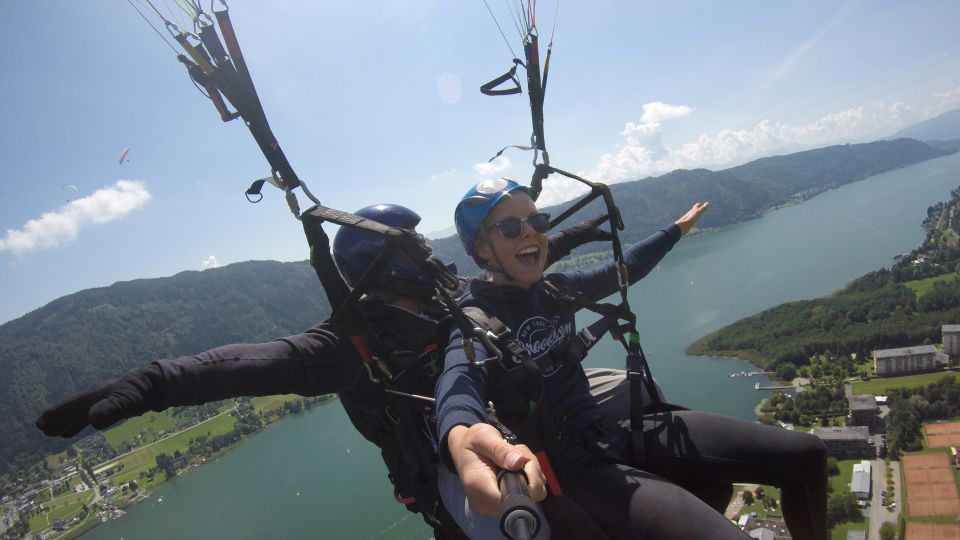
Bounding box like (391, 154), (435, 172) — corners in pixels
(301, 207), (463, 533)
(129, 2), (470, 534)
(477, 0), (685, 478)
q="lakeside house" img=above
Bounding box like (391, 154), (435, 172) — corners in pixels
(851, 460), (872, 500)
(873, 344), (940, 376)
(811, 426), (872, 458)
(944, 325), (960, 356)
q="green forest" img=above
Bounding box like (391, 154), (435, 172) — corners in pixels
(688, 186), (960, 374)
(0, 260), (332, 478)
(884, 374), (960, 458)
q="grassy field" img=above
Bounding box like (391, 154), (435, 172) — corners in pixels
(103, 410), (181, 447)
(27, 489), (95, 532)
(251, 394), (301, 414)
(826, 459), (871, 538)
(100, 412), (237, 488)
(903, 273), (959, 299)
(831, 522), (868, 540)
(737, 486), (783, 519)
(45, 450), (70, 470)
(851, 371), (957, 395)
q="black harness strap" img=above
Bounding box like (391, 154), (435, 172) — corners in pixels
(522, 31), (547, 161)
(480, 60), (523, 96)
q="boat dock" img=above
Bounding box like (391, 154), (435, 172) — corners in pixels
(755, 381), (793, 390)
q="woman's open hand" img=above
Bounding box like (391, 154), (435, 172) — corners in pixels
(675, 202), (710, 236)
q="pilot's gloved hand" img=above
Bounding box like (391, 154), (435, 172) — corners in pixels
(36, 364), (164, 438)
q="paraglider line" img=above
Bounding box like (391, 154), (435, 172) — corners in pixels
(508, 0), (527, 40)
(140, 0), (170, 22)
(127, 0), (181, 55)
(548, 0), (559, 45)
(482, 0), (518, 59)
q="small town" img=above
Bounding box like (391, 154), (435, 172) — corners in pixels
(724, 324), (960, 540)
(1, 394), (333, 540)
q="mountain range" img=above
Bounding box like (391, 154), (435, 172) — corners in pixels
(1, 135), (957, 478)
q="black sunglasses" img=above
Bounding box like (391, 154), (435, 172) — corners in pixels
(486, 213), (551, 239)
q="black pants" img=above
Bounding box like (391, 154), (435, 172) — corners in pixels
(553, 410), (827, 540)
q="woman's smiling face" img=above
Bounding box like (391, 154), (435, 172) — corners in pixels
(474, 192), (548, 289)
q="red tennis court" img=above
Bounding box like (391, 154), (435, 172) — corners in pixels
(923, 420), (960, 449)
(905, 522), (960, 540)
(902, 452), (960, 516)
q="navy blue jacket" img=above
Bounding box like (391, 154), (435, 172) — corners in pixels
(435, 224), (682, 463)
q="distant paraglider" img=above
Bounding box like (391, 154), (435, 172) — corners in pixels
(118, 147), (130, 164)
(63, 183), (79, 203)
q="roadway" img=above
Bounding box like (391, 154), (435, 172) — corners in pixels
(865, 458), (900, 539)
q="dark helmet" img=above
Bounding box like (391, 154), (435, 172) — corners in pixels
(454, 178), (529, 259)
(333, 204), (433, 294)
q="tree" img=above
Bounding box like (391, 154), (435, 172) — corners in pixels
(128, 480), (138, 492)
(827, 491), (862, 527)
(879, 521), (897, 540)
(742, 490), (754, 505)
(776, 362), (797, 381)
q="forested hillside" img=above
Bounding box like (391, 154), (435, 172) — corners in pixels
(688, 186), (960, 370)
(430, 138), (952, 273)
(0, 260), (331, 477)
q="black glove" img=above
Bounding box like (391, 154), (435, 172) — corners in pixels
(35, 364), (164, 438)
(546, 214), (613, 266)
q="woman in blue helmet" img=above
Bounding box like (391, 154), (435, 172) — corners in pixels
(435, 179), (828, 539)
(34, 202), (629, 539)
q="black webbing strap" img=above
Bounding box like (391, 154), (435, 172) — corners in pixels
(197, 18), (234, 72)
(461, 307), (544, 378)
(480, 60), (523, 96)
(177, 54), (240, 122)
(169, 5), (302, 193)
(522, 32), (547, 157)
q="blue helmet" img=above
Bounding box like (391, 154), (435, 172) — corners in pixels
(454, 178), (529, 258)
(333, 204), (432, 294)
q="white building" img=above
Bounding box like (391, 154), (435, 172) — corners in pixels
(851, 460), (872, 500)
(944, 325), (960, 355)
(873, 344), (939, 376)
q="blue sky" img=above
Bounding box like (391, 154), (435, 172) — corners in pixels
(1, 0), (959, 324)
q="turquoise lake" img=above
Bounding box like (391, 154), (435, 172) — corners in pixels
(84, 151), (960, 539)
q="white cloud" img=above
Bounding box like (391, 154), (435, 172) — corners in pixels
(760, 3), (852, 91)
(429, 168), (458, 182)
(596, 102), (915, 181)
(532, 97), (935, 205)
(201, 255), (220, 270)
(473, 156), (512, 178)
(640, 102), (694, 124)
(930, 85), (960, 116)
(0, 180), (151, 258)
(534, 176), (591, 207)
